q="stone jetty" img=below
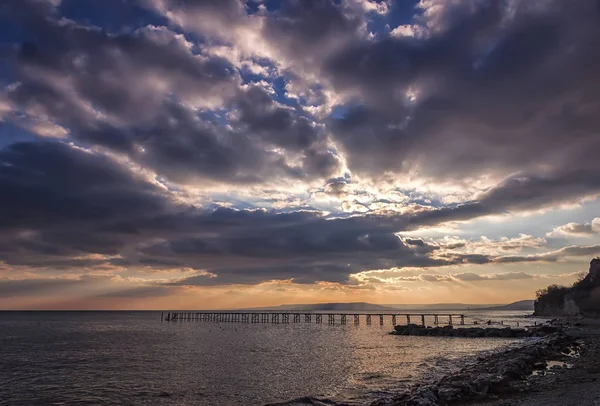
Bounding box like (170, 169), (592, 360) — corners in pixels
(391, 324), (560, 338)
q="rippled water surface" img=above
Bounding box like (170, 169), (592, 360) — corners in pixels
(0, 311), (544, 405)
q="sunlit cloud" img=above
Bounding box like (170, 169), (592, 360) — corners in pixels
(547, 218), (600, 237)
(0, 0), (599, 307)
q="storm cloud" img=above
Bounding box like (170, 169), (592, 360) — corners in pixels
(0, 0), (599, 302)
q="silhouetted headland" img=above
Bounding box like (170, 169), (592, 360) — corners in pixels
(535, 258), (600, 317)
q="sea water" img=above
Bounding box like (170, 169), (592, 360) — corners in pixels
(0, 310), (546, 405)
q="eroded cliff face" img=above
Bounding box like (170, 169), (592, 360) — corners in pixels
(534, 258), (600, 317)
(534, 295), (580, 316)
(587, 258), (600, 284)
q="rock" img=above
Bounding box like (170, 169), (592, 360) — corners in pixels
(437, 386), (463, 402)
(538, 325), (560, 334)
(488, 376), (513, 394)
(485, 329), (502, 337)
(379, 333), (578, 406)
(469, 375), (492, 394)
(550, 365), (562, 371)
(405, 388), (439, 406)
(391, 325), (540, 338)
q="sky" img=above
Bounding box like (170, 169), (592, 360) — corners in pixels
(0, 0), (600, 310)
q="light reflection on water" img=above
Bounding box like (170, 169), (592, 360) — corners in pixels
(0, 311), (542, 405)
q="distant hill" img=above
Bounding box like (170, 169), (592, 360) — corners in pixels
(242, 302), (396, 311)
(473, 300), (535, 311)
(239, 301), (535, 312)
(386, 303), (503, 311)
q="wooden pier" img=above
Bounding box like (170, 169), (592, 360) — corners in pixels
(161, 312), (466, 326)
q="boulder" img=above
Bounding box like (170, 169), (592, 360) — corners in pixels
(405, 388), (439, 406)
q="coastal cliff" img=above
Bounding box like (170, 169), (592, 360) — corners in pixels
(534, 258), (600, 316)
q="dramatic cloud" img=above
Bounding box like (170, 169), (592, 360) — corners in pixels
(1, 0), (599, 305)
(1, 1), (340, 185)
(432, 234), (547, 255)
(327, 0), (600, 191)
(496, 245), (600, 264)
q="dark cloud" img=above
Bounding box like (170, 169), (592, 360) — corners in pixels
(402, 170), (600, 227)
(232, 85), (341, 179)
(128, 226), (456, 285)
(0, 139), (596, 286)
(420, 274), (452, 283)
(235, 86), (322, 150)
(262, 0), (363, 63)
(497, 245), (600, 264)
(96, 285), (176, 298)
(0, 0), (599, 299)
(6, 5), (239, 123)
(0, 140), (425, 278)
(0, 274), (116, 297)
(0, 278), (83, 297)
(0, 140), (172, 268)
(326, 0), (600, 194)
(2, 1), (339, 185)
(168, 263), (355, 286)
(0, 141), (169, 229)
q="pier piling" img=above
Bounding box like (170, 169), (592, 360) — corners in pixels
(162, 311), (466, 327)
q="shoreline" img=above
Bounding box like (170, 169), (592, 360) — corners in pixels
(267, 320), (600, 406)
(370, 320), (600, 406)
(469, 319), (600, 406)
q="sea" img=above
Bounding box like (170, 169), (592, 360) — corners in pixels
(0, 310), (549, 405)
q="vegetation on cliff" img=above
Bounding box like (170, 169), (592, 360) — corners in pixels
(535, 258), (600, 316)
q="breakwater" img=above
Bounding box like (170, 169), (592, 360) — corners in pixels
(392, 324), (559, 338)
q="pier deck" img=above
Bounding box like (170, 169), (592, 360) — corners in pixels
(161, 312), (465, 326)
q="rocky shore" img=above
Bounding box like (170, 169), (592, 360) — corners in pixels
(471, 319), (600, 406)
(367, 318), (600, 406)
(371, 329), (580, 405)
(391, 324), (557, 338)
(267, 321), (600, 406)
